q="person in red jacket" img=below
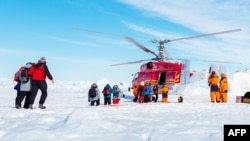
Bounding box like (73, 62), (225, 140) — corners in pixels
(28, 57), (55, 109)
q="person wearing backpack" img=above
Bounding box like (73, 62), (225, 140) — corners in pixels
(88, 83), (100, 106)
(14, 62), (33, 109)
(28, 57), (55, 109)
(102, 84), (113, 105)
(152, 84), (159, 103)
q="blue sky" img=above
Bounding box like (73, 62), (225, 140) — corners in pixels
(0, 0), (249, 83)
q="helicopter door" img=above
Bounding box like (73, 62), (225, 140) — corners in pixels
(158, 72), (166, 85)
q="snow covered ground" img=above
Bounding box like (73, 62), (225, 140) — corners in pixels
(0, 70), (250, 141)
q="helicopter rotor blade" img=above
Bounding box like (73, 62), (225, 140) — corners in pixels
(110, 58), (155, 66)
(169, 29), (241, 42)
(125, 37), (159, 58)
(200, 60), (241, 64)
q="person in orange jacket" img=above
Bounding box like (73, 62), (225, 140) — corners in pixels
(133, 84), (140, 102)
(208, 71), (220, 103)
(161, 82), (169, 103)
(219, 73), (228, 103)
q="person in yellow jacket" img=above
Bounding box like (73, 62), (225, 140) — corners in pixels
(132, 84), (140, 102)
(208, 71), (220, 103)
(219, 73), (228, 103)
(161, 82), (169, 103)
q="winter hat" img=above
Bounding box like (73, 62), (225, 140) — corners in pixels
(221, 73), (227, 78)
(91, 83), (97, 88)
(39, 57), (46, 63)
(113, 85), (118, 89)
(25, 62), (33, 68)
(140, 82), (144, 86)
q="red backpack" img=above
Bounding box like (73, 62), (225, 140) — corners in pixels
(14, 66), (25, 82)
(103, 87), (110, 95)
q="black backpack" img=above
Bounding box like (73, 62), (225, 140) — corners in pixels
(19, 68), (29, 83)
(153, 85), (158, 91)
(89, 88), (97, 98)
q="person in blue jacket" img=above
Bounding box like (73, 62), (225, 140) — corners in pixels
(102, 84), (113, 105)
(144, 82), (152, 103)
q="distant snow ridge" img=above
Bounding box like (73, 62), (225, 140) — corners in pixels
(47, 78), (130, 92)
(0, 77), (130, 93)
(0, 78), (16, 89)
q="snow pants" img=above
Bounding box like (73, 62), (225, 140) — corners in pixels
(210, 85), (220, 103)
(90, 99), (100, 106)
(104, 98), (111, 105)
(162, 92), (168, 103)
(15, 91), (31, 108)
(133, 96), (138, 102)
(139, 95), (144, 104)
(144, 95), (150, 103)
(29, 80), (48, 105)
(221, 91), (228, 103)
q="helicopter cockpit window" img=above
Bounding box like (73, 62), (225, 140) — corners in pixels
(133, 73), (139, 81)
(147, 62), (153, 69)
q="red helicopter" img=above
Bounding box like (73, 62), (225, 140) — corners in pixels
(74, 28), (241, 95)
(108, 29), (241, 91)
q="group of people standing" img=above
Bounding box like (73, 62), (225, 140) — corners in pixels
(13, 60), (228, 108)
(208, 71), (228, 103)
(14, 57), (54, 109)
(132, 81), (169, 103)
(87, 83), (124, 106)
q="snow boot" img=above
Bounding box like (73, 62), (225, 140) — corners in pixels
(39, 104), (46, 109)
(29, 104), (33, 109)
(15, 105), (21, 109)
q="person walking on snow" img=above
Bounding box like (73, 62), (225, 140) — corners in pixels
(15, 62), (34, 109)
(219, 73), (228, 103)
(208, 71), (220, 103)
(88, 83), (100, 106)
(28, 57), (55, 109)
(102, 84), (113, 105)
